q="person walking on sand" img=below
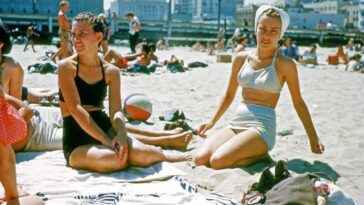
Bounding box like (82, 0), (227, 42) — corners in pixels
(23, 23), (40, 52)
(58, 12), (189, 173)
(194, 5), (324, 170)
(125, 12), (141, 53)
(98, 13), (111, 56)
(57, 1), (71, 59)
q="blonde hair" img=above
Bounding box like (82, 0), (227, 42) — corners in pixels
(98, 13), (106, 21)
(59, 1), (69, 8)
(260, 8), (281, 19)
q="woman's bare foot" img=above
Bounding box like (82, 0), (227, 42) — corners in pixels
(168, 130), (193, 149)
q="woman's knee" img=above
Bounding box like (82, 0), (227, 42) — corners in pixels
(209, 153), (230, 170)
(193, 148), (211, 166)
(70, 151), (126, 173)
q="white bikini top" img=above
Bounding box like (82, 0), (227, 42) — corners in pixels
(237, 50), (282, 94)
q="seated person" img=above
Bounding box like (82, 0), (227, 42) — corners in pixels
(345, 54), (363, 73)
(58, 13), (190, 173)
(156, 38), (167, 50)
(1, 24), (23, 100)
(4, 86), (192, 152)
(1, 24), (59, 105)
(281, 38), (299, 60)
(191, 41), (205, 52)
(299, 44), (318, 65)
(336, 45), (348, 64)
(0, 85), (44, 205)
(206, 42), (215, 55)
(233, 37), (248, 53)
(161, 54), (186, 73)
(214, 39), (225, 52)
(104, 43), (157, 69)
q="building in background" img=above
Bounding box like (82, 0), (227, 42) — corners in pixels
(192, 0), (241, 23)
(236, 0), (348, 30)
(110, 0), (241, 23)
(110, 0), (168, 21)
(303, 0), (350, 14)
(341, 2), (364, 30)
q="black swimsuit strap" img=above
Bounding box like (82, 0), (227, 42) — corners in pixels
(76, 55), (105, 80)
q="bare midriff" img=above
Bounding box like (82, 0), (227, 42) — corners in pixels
(242, 87), (280, 109)
(60, 101), (104, 118)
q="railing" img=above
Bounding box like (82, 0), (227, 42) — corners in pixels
(1, 13), (363, 46)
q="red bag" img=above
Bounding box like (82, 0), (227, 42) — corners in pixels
(328, 55), (339, 65)
(0, 97), (27, 145)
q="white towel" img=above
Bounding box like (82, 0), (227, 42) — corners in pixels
(254, 5), (290, 39)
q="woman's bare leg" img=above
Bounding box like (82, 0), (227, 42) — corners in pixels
(0, 145), (18, 201)
(208, 129), (269, 169)
(26, 88), (58, 104)
(131, 130), (193, 149)
(194, 127), (236, 167)
(127, 137), (190, 167)
(126, 126), (183, 137)
(104, 49), (119, 63)
(4, 196), (44, 205)
(69, 137), (190, 173)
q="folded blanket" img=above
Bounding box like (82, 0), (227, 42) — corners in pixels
(3, 151), (239, 204)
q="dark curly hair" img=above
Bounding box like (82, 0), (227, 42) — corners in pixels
(73, 12), (105, 34)
(0, 24), (12, 54)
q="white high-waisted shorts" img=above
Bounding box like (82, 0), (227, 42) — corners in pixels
(229, 104), (276, 150)
(24, 106), (63, 151)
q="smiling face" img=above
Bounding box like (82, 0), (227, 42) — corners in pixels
(256, 14), (281, 49)
(71, 20), (102, 55)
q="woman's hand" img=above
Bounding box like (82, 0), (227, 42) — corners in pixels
(309, 138), (325, 154)
(111, 134), (128, 167)
(198, 121), (215, 138)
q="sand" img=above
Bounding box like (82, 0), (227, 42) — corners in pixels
(9, 43), (364, 203)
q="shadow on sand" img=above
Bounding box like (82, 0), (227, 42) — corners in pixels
(242, 158), (340, 182)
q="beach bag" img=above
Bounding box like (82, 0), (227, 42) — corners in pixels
(328, 55), (339, 65)
(263, 174), (318, 205)
(241, 160), (318, 205)
(0, 97), (27, 145)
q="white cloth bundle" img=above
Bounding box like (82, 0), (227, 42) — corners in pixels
(254, 5), (290, 39)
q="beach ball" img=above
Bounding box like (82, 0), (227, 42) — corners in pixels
(124, 93), (153, 121)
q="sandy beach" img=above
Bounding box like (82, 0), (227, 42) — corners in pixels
(8, 43), (364, 203)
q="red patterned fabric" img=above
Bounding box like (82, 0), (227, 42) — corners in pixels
(0, 97), (27, 145)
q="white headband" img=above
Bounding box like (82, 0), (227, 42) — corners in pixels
(254, 5), (290, 39)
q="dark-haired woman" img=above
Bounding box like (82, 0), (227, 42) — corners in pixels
(58, 13), (189, 173)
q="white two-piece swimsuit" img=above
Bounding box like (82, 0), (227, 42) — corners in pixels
(229, 50), (282, 150)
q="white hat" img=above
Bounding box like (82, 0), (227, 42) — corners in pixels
(254, 5), (290, 39)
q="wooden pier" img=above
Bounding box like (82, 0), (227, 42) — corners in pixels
(1, 13), (363, 47)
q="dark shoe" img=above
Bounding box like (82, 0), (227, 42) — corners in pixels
(274, 160), (291, 184)
(175, 120), (197, 135)
(164, 122), (177, 130)
(256, 168), (275, 194)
